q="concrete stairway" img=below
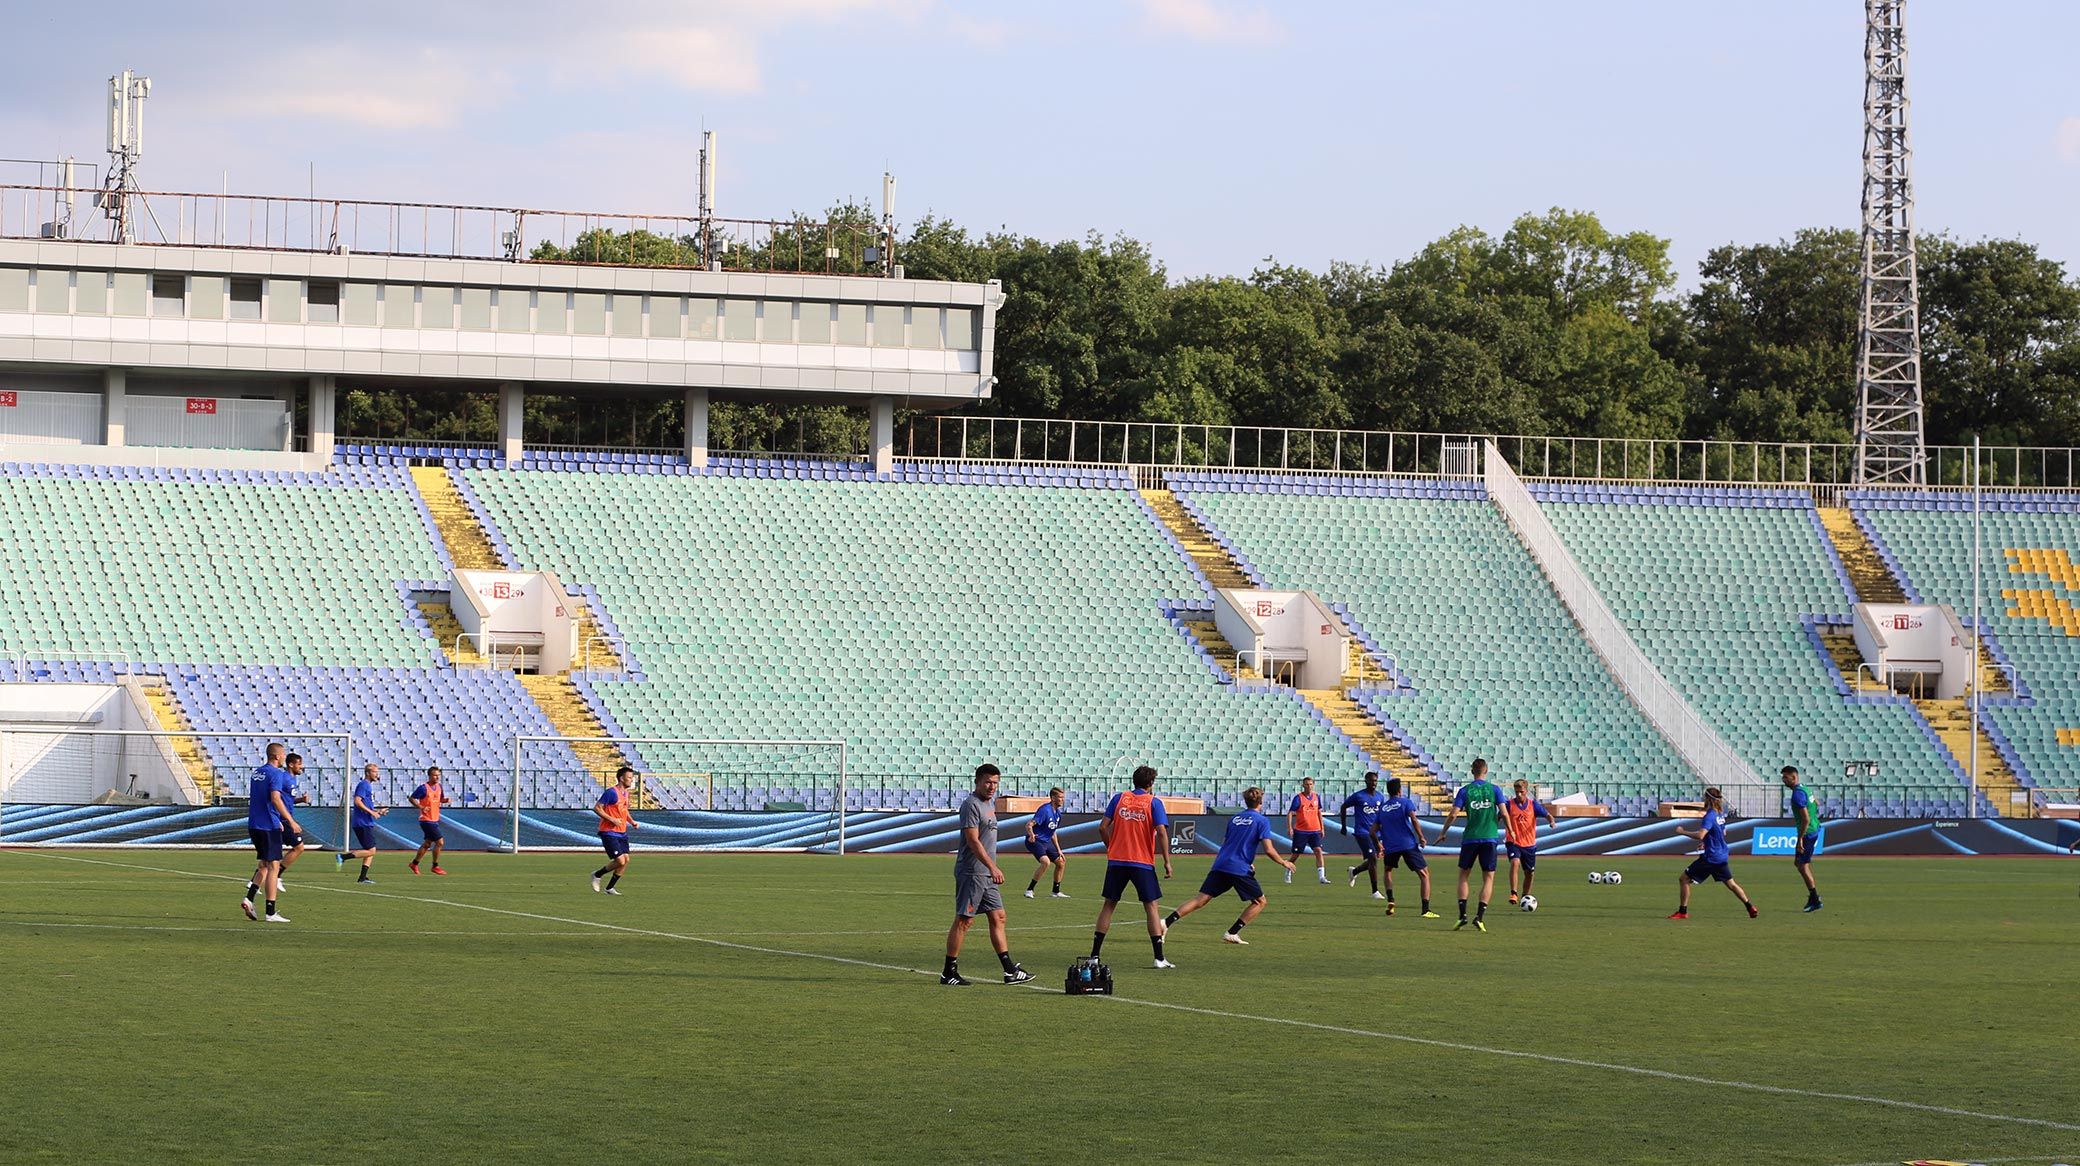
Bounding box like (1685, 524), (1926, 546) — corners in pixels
(518, 673), (640, 804)
(1816, 506), (1906, 603)
(1917, 696), (2023, 812)
(410, 466), (504, 571)
(136, 679), (220, 801)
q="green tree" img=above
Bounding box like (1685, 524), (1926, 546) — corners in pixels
(1684, 228), (1861, 446)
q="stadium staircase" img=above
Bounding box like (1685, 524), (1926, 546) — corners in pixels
(1818, 504), (2020, 802)
(135, 677), (220, 801)
(1141, 487), (1441, 804)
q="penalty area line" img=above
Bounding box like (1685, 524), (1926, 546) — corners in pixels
(21, 851), (2080, 1136)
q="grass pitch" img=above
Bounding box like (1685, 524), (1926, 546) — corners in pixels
(0, 849), (2074, 1165)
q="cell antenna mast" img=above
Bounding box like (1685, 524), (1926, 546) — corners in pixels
(698, 130), (717, 270)
(1854, 0), (1925, 485)
(104, 69), (151, 243)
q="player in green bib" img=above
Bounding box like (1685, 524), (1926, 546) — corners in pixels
(1439, 758), (1506, 931)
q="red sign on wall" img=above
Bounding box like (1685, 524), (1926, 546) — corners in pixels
(185, 397), (217, 415)
(0, 390), (15, 407)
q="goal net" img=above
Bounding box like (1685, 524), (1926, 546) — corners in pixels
(505, 736), (849, 854)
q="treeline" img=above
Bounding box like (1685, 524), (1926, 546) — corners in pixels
(339, 208), (2080, 453)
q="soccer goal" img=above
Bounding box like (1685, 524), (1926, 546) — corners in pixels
(505, 736), (850, 854)
(0, 727), (355, 847)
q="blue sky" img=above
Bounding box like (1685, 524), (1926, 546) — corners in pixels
(1, 0), (2073, 288)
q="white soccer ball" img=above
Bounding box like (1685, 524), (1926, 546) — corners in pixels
(1519, 895), (1538, 912)
(1605, 871), (1623, 885)
(1588, 871), (1605, 884)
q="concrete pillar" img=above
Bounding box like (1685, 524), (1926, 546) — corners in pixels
(102, 368), (126, 447)
(869, 395), (895, 476)
(308, 375), (336, 461)
(683, 386), (709, 469)
(497, 381), (525, 464)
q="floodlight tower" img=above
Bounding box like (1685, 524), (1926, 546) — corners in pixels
(104, 69), (151, 243)
(1853, 1), (1926, 485)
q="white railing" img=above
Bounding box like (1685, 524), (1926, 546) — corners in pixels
(1483, 440), (1768, 808)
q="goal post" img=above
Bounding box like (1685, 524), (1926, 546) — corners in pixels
(0, 727), (353, 847)
(506, 736), (849, 854)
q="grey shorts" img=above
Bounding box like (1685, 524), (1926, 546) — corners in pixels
(956, 874), (1004, 918)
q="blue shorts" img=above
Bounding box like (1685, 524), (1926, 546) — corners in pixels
(1383, 847), (1427, 871)
(419, 821), (445, 842)
(351, 825), (376, 851)
(600, 831), (630, 859)
(279, 825), (304, 850)
(1457, 840), (1499, 872)
(248, 827), (283, 863)
(1684, 858), (1735, 883)
(1197, 868), (1266, 902)
(1357, 829), (1386, 854)
(1794, 834), (1818, 865)
(1100, 864), (1163, 904)
(1506, 843), (1537, 870)
(1026, 837), (1062, 861)
(1290, 830), (1325, 854)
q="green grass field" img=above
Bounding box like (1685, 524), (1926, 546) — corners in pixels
(0, 848), (2074, 1165)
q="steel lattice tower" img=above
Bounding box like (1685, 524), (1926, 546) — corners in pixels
(1854, 0), (1926, 484)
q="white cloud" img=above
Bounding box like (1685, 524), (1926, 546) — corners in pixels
(1141, 0), (1283, 45)
(601, 25), (765, 95)
(2057, 117), (2080, 164)
(205, 46), (507, 131)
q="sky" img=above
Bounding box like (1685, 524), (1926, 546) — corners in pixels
(0, 0), (2074, 289)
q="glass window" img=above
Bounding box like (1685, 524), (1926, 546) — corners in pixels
(421, 286), (456, 329)
(74, 272), (108, 315)
(342, 282), (378, 326)
(760, 301), (793, 343)
(230, 278), (263, 321)
(610, 294), (643, 337)
(267, 278), (301, 323)
(871, 304), (904, 347)
(379, 284), (413, 327)
(458, 286), (493, 330)
(307, 281), (341, 324)
(190, 275), (225, 320)
(910, 307), (943, 350)
(571, 292), (606, 336)
(835, 303), (868, 345)
(723, 298), (757, 341)
(796, 301), (832, 344)
(111, 272), (147, 316)
(536, 291), (568, 334)
(0, 267), (26, 312)
(496, 288), (529, 332)
(648, 296), (683, 338)
(685, 297), (718, 340)
(37, 270), (72, 314)
(947, 307), (978, 350)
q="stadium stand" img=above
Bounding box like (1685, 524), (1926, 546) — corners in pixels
(457, 461), (1377, 809)
(1853, 491), (2080, 799)
(1169, 473), (1690, 815)
(1538, 485), (1972, 816)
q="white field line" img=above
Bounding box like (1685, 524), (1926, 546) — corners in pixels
(14, 851), (2080, 1137)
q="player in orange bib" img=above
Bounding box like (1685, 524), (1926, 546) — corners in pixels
(408, 766), (452, 876)
(592, 766), (638, 894)
(1501, 778), (1556, 904)
(1091, 766), (1176, 969)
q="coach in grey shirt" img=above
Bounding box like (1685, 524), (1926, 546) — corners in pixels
(940, 763), (1033, 987)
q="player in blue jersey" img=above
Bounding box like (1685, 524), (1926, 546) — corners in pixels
(1782, 765), (1823, 912)
(1163, 788), (1294, 944)
(1340, 772), (1390, 899)
(335, 762), (386, 883)
(1023, 786), (1069, 899)
(1670, 787), (1758, 920)
(272, 752), (315, 888)
(1374, 777), (1437, 918)
(241, 743), (298, 923)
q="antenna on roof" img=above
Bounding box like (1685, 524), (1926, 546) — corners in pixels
(881, 171), (898, 277)
(697, 130), (718, 271)
(102, 69), (150, 243)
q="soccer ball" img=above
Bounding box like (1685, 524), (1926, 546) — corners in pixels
(1604, 871), (1623, 885)
(1587, 871), (1605, 884)
(1519, 895), (1538, 912)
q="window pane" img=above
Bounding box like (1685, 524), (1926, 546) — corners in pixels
(610, 294), (643, 337)
(761, 301), (793, 342)
(871, 304), (904, 346)
(37, 270), (71, 314)
(572, 292), (606, 335)
(111, 272), (147, 316)
(0, 267), (26, 311)
(422, 286), (456, 329)
(537, 291), (568, 334)
(496, 289), (529, 332)
(267, 278), (301, 323)
(910, 307), (943, 350)
(378, 284), (412, 327)
(74, 272), (107, 315)
(686, 298), (718, 340)
(190, 275), (225, 320)
(342, 283), (378, 326)
(458, 286), (493, 330)
(946, 307), (977, 349)
(648, 296), (683, 338)
(308, 281), (341, 325)
(835, 303), (867, 345)
(796, 301), (832, 344)
(723, 298), (756, 341)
